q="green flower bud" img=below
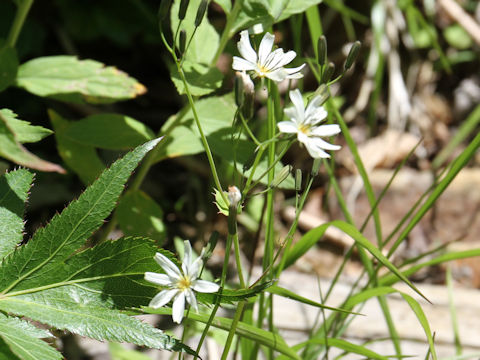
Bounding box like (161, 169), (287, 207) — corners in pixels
(179, 30), (187, 54)
(313, 84), (330, 106)
(195, 0), (208, 27)
(178, 0), (189, 20)
(317, 35), (327, 66)
(344, 41), (361, 71)
(321, 62), (335, 84)
(311, 159), (321, 177)
(295, 169), (302, 191)
(270, 165), (292, 189)
(158, 0), (173, 21)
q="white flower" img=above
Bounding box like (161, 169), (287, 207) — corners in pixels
(277, 89), (341, 159)
(227, 185), (241, 207)
(145, 241), (219, 324)
(232, 30), (305, 82)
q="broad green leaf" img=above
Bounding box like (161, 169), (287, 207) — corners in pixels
(6, 237), (160, 308)
(0, 47), (18, 92)
(144, 307), (300, 359)
(267, 285), (358, 315)
(0, 109), (52, 143)
(63, 113), (155, 150)
(0, 111), (64, 173)
(0, 290), (190, 353)
(171, 0), (219, 64)
(196, 281), (273, 304)
(155, 94), (294, 188)
(117, 191), (166, 243)
(444, 24), (473, 50)
(0, 313), (61, 360)
(401, 293), (437, 360)
(0, 337), (20, 360)
(16, 56), (146, 104)
(283, 220), (428, 302)
(0, 138), (162, 294)
(0, 168), (34, 259)
(169, 60), (223, 96)
(49, 110), (105, 185)
(109, 343), (152, 360)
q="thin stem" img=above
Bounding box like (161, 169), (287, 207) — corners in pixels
(211, 0), (245, 66)
(7, 0), (34, 47)
(233, 234), (246, 288)
(220, 301), (246, 360)
(239, 112), (261, 146)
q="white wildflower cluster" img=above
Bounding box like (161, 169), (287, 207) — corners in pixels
(232, 29), (341, 159)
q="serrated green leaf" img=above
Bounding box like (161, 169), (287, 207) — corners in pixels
(197, 281), (273, 304)
(0, 168), (34, 259)
(0, 313), (61, 360)
(63, 114), (155, 150)
(0, 139), (162, 294)
(0, 111), (65, 173)
(0, 290), (190, 353)
(171, 0), (219, 64)
(0, 47), (18, 92)
(117, 191), (166, 243)
(0, 109), (52, 143)
(169, 60), (223, 96)
(49, 110), (105, 185)
(16, 56), (146, 104)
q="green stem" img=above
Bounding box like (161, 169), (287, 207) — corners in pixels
(220, 301), (245, 360)
(175, 59), (228, 204)
(239, 112), (261, 146)
(7, 0), (34, 47)
(211, 0), (244, 66)
(233, 234), (246, 288)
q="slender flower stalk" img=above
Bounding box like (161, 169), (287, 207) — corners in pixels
(278, 89), (341, 158)
(145, 241), (219, 324)
(232, 30), (305, 82)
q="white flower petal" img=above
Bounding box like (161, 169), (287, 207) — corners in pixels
(284, 64), (306, 79)
(284, 107), (300, 122)
(289, 90), (305, 122)
(237, 30), (257, 63)
(266, 68), (287, 82)
(310, 124), (341, 137)
(193, 280), (220, 293)
(297, 131), (310, 145)
(144, 272), (172, 286)
(310, 137), (341, 151)
(187, 257), (203, 279)
(232, 57), (256, 71)
(185, 289), (198, 312)
(305, 144), (330, 159)
(305, 101), (327, 123)
(258, 32), (275, 65)
(277, 121), (299, 134)
(172, 293), (186, 323)
(148, 289), (178, 309)
(182, 241), (192, 275)
(271, 50), (296, 69)
(154, 253), (182, 280)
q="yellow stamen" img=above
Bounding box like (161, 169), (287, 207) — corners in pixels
(177, 276), (191, 291)
(298, 124), (311, 135)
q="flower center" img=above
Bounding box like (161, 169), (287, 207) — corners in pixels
(256, 63), (269, 76)
(298, 123), (311, 135)
(177, 276), (192, 291)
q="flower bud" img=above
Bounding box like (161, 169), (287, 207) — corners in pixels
(313, 84), (330, 106)
(321, 62), (335, 84)
(158, 0), (173, 21)
(270, 165), (292, 189)
(179, 30), (187, 54)
(311, 159), (321, 177)
(295, 169), (302, 191)
(195, 0), (208, 27)
(227, 185), (241, 208)
(344, 41), (361, 71)
(234, 72), (245, 108)
(235, 71), (255, 120)
(317, 35), (327, 66)
(178, 0), (189, 20)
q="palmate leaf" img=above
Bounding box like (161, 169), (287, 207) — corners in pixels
(0, 168), (34, 259)
(0, 138), (162, 294)
(0, 313), (61, 360)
